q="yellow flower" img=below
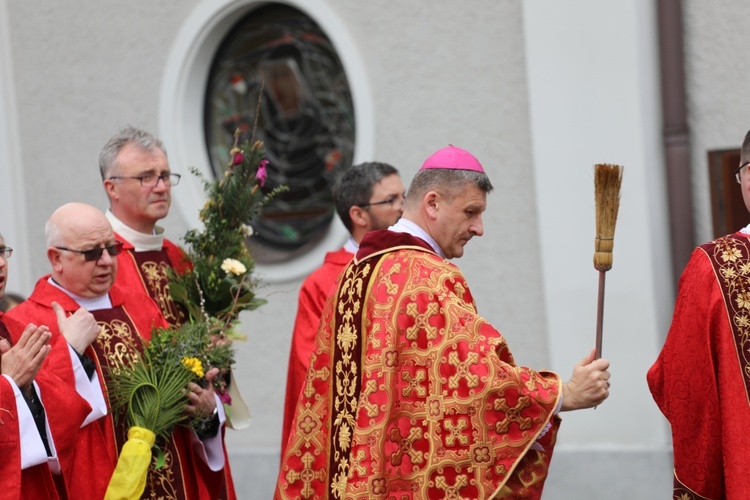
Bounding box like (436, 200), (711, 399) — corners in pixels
(181, 357), (205, 378)
(221, 258), (247, 276)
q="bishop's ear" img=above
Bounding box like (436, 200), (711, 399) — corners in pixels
(423, 191), (441, 220)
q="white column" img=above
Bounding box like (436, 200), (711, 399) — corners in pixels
(523, 0), (674, 477)
(0, 0), (33, 295)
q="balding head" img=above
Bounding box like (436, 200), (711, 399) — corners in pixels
(46, 203), (120, 298)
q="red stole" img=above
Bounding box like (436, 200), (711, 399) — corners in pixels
(276, 230), (562, 499)
(89, 305), (198, 499)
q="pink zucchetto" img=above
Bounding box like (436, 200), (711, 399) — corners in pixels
(419, 145), (485, 173)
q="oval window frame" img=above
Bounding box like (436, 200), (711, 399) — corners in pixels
(159, 0), (374, 283)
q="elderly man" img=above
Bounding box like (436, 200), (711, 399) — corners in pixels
(276, 146), (611, 499)
(281, 162), (405, 454)
(7, 203), (229, 499)
(0, 232), (102, 499)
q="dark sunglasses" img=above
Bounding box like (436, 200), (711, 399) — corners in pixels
(55, 241), (124, 262)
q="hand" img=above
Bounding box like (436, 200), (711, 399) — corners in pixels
(184, 367), (220, 419)
(0, 323), (51, 392)
(53, 301), (101, 354)
(561, 348), (610, 411)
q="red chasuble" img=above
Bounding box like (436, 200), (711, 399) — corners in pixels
(114, 234), (190, 327)
(648, 233), (750, 499)
(0, 316), (58, 500)
(113, 233), (237, 500)
(282, 247), (353, 456)
(276, 230), (562, 500)
(6, 277), (223, 500)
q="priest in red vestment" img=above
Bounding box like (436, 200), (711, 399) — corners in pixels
(0, 233), (96, 499)
(647, 129), (750, 499)
(281, 162), (405, 456)
(7, 202), (229, 500)
(275, 146), (611, 499)
(99, 126), (191, 328)
(99, 126), (237, 497)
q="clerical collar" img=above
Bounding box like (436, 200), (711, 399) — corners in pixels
(106, 210), (165, 252)
(47, 277), (113, 311)
(343, 237), (359, 254)
(389, 218), (445, 258)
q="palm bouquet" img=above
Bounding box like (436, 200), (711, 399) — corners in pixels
(105, 131), (285, 500)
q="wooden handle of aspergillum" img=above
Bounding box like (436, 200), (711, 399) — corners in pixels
(594, 236), (612, 360)
(595, 270), (606, 360)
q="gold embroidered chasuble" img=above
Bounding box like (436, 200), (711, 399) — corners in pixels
(276, 232), (562, 499)
(121, 248), (188, 327)
(90, 306), (193, 499)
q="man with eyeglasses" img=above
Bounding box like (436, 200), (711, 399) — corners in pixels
(99, 127), (237, 498)
(648, 129), (750, 497)
(281, 162), (405, 457)
(275, 146), (611, 499)
(7, 202), (228, 499)
(100, 126), (190, 328)
(0, 231), (105, 498)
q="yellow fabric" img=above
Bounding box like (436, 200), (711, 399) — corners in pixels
(104, 426), (156, 500)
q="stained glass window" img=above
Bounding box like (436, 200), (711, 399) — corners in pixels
(204, 4), (355, 262)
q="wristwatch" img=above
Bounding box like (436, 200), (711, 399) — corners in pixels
(196, 405), (220, 439)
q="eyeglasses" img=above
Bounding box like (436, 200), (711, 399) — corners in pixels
(358, 195), (405, 209)
(55, 241), (124, 262)
(108, 173), (181, 187)
(0, 247), (12, 259)
(735, 162), (750, 184)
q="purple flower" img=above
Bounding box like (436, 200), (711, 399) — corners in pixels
(256, 159), (268, 186)
(233, 151), (244, 166)
(218, 389), (233, 406)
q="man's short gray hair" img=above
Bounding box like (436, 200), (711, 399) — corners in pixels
(45, 218), (64, 247)
(99, 126), (167, 180)
(405, 169), (493, 209)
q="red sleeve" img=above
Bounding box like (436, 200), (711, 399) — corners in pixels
(0, 376), (22, 500)
(2, 314), (90, 500)
(164, 238), (193, 275)
(6, 294), (79, 388)
(281, 270), (332, 453)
